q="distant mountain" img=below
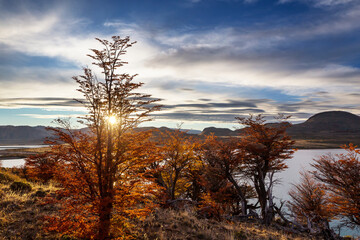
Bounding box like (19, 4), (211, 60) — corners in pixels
(286, 111), (360, 148)
(0, 126), (52, 145)
(200, 111), (360, 148)
(180, 129), (202, 135)
(0, 125), (199, 145)
(1, 111), (360, 148)
(288, 111), (360, 134)
(201, 127), (237, 137)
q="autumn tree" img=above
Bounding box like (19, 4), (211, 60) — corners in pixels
(288, 171), (336, 237)
(46, 36), (160, 239)
(201, 135), (254, 216)
(25, 151), (60, 183)
(150, 129), (201, 203)
(237, 115), (295, 225)
(312, 144), (360, 228)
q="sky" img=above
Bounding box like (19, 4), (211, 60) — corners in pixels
(1, 0), (360, 130)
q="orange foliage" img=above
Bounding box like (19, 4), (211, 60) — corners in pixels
(151, 129), (202, 202)
(198, 192), (224, 220)
(44, 130), (159, 239)
(288, 171), (334, 230)
(312, 144), (360, 227)
(42, 36), (160, 239)
(25, 151), (60, 183)
(201, 135), (254, 216)
(238, 114), (295, 225)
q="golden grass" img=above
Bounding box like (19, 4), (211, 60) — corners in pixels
(0, 171), (60, 240)
(137, 209), (314, 240)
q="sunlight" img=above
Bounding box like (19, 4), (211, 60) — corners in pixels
(107, 115), (117, 125)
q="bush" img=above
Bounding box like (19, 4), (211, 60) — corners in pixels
(0, 170), (22, 184)
(0, 172), (14, 184)
(10, 181), (32, 193)
(32, 189), (47, 198)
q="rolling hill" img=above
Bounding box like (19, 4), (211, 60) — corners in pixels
(1, 111), (360, 148)
(200, 111), (360, 148)
(0, 126), (51, 145)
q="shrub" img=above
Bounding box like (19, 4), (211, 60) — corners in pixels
(0, 172), (14, 184)
(32, 189), (47, 198)
(10, 181), (32, 193)
(0, 170), (22, 184)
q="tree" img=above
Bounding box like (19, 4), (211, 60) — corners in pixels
(151, 129), (201, 202)
(312, 144), (360, 228)
(201, 135), (254, 216)
(288, 171), (335, 237)
(25, 152), (60, 183)
(237, 115), (295, 225)
(46, 36), (160, 239)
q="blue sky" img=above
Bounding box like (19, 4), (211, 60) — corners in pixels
(1, 0), (360, 130)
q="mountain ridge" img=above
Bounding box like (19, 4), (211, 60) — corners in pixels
(1, 111), (360, 148)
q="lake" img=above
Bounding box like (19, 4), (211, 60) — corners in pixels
(0, 145), (46, 168)
(0, 145), (46, 150)
(0, 146), (358, 236)
(275, 148), (347, 201)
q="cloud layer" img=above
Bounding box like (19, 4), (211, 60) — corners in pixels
(0, 0), (359, 128)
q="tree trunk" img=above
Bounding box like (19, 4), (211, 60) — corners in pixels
(191, 179), (201, 202)
(98, 195), (113, 239)
(255, 175), (271, 225)
(263, 185), (275, 225)
(227, 174), (247, 215)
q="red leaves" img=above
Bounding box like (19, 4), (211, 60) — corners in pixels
(25, 152), (60, 183)
(288, 171), (334, 228)
(151, 129), (202, 201)
(312, 144), (360, 227)
(37, 36), (161, 239)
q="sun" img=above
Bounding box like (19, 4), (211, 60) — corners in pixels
(107, 115), (117, 125)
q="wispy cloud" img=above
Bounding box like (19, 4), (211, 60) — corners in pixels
(279, 0), (356, 7)
(0, 97), (84, 109)
(19, 113), (84, 119)
(1, 1), (360, 128)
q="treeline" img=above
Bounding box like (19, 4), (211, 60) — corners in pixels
(22, 36), (360, 239)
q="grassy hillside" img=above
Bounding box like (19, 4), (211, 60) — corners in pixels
(135, 209), (315, 240)
(0, 168), (320, 240)
(0, 168), (355, 240)
(0, 168), (59, 239)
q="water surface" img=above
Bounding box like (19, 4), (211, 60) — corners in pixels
(0, 145), (46, 168)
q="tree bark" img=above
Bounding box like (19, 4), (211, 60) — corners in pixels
(227, 174), (247, 215)
(98, 195), (113, 239)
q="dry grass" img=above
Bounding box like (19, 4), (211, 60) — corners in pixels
(136, 209), (314, 240)
(0, 170), (60, 240)
(0, 169), (339, 240)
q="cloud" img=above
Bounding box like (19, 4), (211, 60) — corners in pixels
(2, 4), (360, 97)
(1, 1), (360, 128)
(0, 97), (85, 110)
(0, 9), (97, 65)
(279, 0), (356, 7)
(243, 0), (258, 3)
(19, 113), (84, 119)
(162, 100), (259, 109)
(153, 112), (247, 123)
